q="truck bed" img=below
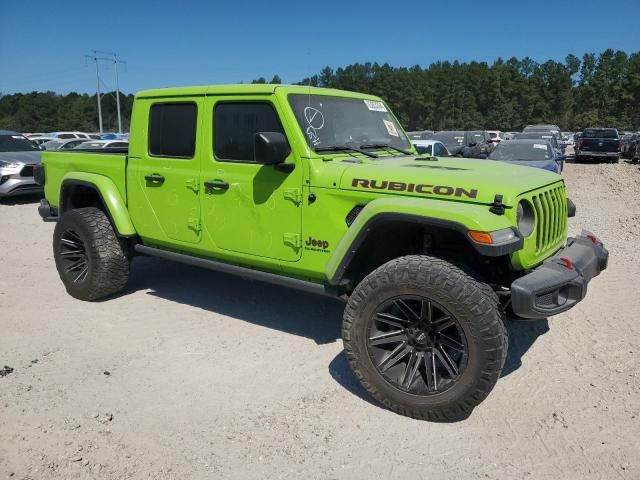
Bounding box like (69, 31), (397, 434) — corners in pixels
(41, 150), (128, 207)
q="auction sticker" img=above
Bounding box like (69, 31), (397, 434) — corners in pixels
(364, 100), (388, 112)
(533, 143), (547, 150)
(383, 119), (399, 137)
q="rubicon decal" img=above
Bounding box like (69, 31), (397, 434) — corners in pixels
(351, 178), (478, 199)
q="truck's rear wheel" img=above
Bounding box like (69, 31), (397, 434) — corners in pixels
(342, 255), (507, 421)
(53, 207), (129, 301)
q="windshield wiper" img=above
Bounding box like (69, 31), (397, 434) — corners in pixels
(359, 143), (412, 155)
(314, 145), (378, 158)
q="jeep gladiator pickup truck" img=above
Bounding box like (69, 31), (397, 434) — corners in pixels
(575, 127), (621, 162)
(36, 84), (608, 420)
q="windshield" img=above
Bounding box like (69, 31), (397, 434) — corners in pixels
(583, 128), (618, 139)
(288, 94), (411, 153)
(0, 134), (39, 152)
(514, 133), (558, 147)
(432, 131), (464, 147)
(489, 142), (552, 161)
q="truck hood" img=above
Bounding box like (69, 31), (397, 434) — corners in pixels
(338, 155), (561, 207)
(0, 151), (42, 166)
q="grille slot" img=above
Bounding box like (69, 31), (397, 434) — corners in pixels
(529, 184), (567, 255)
(20, 166), (34, 177)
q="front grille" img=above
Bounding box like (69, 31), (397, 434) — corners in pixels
(530, 184), (567, 255)
(20, 166), (34, 177)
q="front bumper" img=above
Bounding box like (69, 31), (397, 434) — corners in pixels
(510, 230), (608, 319)
(0, 166), (43, 198)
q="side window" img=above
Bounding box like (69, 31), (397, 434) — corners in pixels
(434, 143), (441, 155)
(149, 103), (197, 158)
(214, 102), (284, 162)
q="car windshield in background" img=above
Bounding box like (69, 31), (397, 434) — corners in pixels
(288, 94), (411, 152)
(489, 142), (551, 161)
(0, 134), (40, 152)
(583, 128), (618, 139)
(432, 132), (464, 147)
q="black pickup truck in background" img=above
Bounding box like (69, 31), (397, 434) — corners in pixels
(575, 128), (620, 163)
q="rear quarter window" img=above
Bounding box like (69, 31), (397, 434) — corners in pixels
(149, 103), (197, 158)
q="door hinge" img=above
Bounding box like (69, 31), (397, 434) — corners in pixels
(283, 233), (301, 248)
(187, 218), (201, 232)
(186, 178), (200, 193)
(283, 188), (303, 204)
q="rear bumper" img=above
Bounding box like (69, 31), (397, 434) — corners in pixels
(38, 199), (58, 222)
(510, 230), (608, 319)
(576, 150), (619, 157)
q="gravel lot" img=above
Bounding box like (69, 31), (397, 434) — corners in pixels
(1, 154), (639, 479)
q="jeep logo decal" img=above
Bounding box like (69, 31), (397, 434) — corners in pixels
(305, 236), (330, 252)
(351, 178), (478, 199)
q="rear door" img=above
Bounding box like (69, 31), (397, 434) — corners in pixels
(127, 98), (203, 245)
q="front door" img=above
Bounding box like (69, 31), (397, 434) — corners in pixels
(127, 98), (203, 245)
(200, 97), (302, 262)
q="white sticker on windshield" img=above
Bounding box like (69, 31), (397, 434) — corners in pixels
(11, 135), (23, 139)
(383, 120), (399, 137)
(533, 144), (547, 150)
(364, 100), (388, 112)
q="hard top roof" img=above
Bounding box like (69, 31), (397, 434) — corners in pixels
(135, 84), (383, 100)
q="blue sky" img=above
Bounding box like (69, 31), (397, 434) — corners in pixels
(1, 0), (638, 95)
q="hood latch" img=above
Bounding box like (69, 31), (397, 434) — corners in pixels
(489, 194), (505, 215)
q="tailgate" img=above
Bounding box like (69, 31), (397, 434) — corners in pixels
(581, 138), (619, 152)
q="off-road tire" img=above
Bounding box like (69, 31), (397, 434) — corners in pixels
(342, 255), (507, 421)
(53, 207), (129, 301)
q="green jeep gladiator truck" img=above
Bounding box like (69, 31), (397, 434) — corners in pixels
(36, 84), (608, 420)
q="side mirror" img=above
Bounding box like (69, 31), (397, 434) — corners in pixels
(254, 132), (290, 165)
(468, 142), (477, 147)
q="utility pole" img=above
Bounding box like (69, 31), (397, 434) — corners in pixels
(85, 50), (126, 134)
(86, 51), (103, 134)
(113, 54), (123, 133)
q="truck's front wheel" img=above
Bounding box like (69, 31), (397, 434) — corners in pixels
(342, 255), (507, 421)
(53, 207), (129, 301)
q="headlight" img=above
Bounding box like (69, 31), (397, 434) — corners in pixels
(517, 200), (535, 237)
(0, 160), (20, 169)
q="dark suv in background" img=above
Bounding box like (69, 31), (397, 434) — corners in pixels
(575, 128), (620, 163)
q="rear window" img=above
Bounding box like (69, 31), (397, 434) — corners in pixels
(149, 103), (197, 158)
(582, 128), (618, 139)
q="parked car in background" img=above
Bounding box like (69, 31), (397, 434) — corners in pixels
(406, 130), (434, 141)
(24, 133), (46, 139)
(503, 132), (519, 140)
(524, 124), (566, 151)
(42, 139), (88, 150)
(620, 133), (637, 158)
(432, 130), (491, 158)
(487, 139), (562, 173)
(487, 130), (503, 144)
(575, 128), (620, 163)
(524, 124), (561, 135)
(0, 130), (43, 198)
(73, 140), (129, 150)
(100, 133), (129, 140)
(411, 139), (450, 156)
(48, 131), (92, 139)
(513, 131), (566, 157)
(29, 136), (57, 147)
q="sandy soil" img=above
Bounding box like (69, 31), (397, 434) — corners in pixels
(1, 155), (639, 479)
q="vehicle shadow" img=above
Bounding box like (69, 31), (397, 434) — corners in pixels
(125, 256), (549, 421)
(125, 256), (344, 345)
(0, 193), (43, 205)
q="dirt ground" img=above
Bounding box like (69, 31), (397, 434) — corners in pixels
(1, 153), (639, 479)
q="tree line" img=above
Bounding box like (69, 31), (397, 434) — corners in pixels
(1, 49), (638, 133)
